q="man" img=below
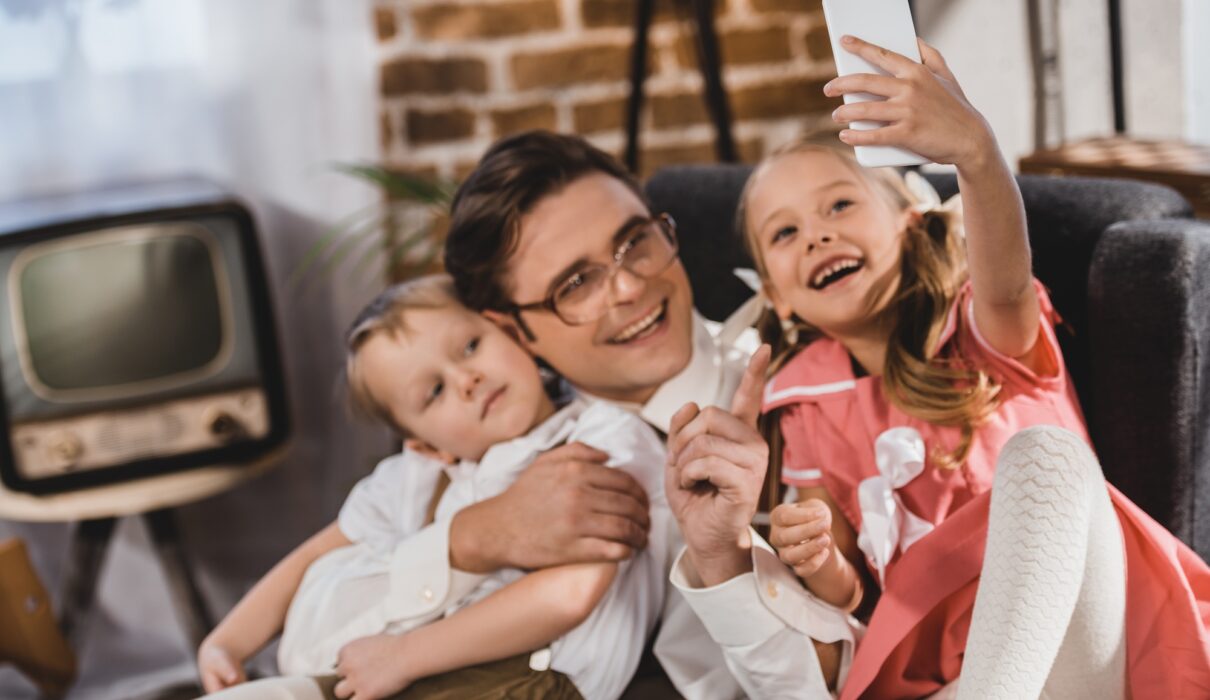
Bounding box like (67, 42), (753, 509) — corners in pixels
(431, 130), (854, 697)
(202, 131), (852, 700)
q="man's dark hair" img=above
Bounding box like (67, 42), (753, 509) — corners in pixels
(443, 130), (652, 312)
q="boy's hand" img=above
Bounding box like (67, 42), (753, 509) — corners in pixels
(334, 633), (414, 700)
(825, 36), (995, 171)
(769, 499), (834, 580)
(197, 641), (246, 693)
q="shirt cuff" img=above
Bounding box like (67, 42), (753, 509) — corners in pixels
(670, 550), (787, 647)
(670, 529), (858, 647)
(386, 516), (487, 619)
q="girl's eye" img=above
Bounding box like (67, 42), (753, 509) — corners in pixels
(463, 337), (479, 356)
(830, 199), (854, 215)
(771, 225), (797, 244)
(425, 380), (444, 406)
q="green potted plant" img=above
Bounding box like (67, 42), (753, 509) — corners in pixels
(291, 164), (458, 288)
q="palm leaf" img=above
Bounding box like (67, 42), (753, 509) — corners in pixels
(291, 163), (457, 288)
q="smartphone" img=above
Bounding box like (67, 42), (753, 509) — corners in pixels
(821, 0), (929, 168)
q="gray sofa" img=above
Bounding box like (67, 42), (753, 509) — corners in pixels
(645, 166), (1210, 562)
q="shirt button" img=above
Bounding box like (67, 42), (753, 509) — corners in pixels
(766, 583), (779, 599)
(422, 587), (434, 602)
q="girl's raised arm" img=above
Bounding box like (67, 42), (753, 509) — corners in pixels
(827, 36), (1043, 366)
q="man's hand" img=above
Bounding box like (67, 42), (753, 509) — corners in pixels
(450, 442), (651, 573)
(769, 499), (834, 580)
(197, 640), (246, 693)
(334, 634), (413, 700)
(665, 345), (772, 586)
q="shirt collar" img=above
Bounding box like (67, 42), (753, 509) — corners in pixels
(445, 397), (587, 482)
(638, 312), (731, 433)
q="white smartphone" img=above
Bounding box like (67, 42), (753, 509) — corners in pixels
(821, 0), (929, 168)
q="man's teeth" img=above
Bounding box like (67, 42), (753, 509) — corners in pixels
(612, 304), (663, 342)
(813, 259), (861, 288)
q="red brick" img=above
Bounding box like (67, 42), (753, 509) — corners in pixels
(380, 110), (393, 152)
(491, 104), (558, 136)
(454, 161), (482, 182)
(382, 57), (488, 95)
(752, 0), (822, 14)
(511, 43), (634, 90)
(381, 162), (441, 184)
(375, 7), (398, 42)
(739, 135), (765, 163)
(412, 1), (560, 41)
(582, 0), (728, 28)
(637, 135), (763, 178)
(731, 77), (838, 120)
(804, 23), (834, 62)
(650, 92), (709, 129)
(406, 108), (476, 145)
(675, 26), (793, 68)
(573, 97), (629, 134)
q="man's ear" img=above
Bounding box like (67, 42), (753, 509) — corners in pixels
(404, 438), (458, 465)
(482, 309), (527, 346)
(763, 282), (794, 321)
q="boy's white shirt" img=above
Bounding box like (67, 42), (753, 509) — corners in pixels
(300, 311), (862, 699)
(278, 398), (671, 700)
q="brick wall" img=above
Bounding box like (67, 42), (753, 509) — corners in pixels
(376, 0), (839, 180)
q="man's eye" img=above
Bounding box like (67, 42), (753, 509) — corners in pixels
(621, 228), (649, 255)
(830, 199), (854, 215)
(772, 225), (797, 243)
(463, 337), (479, 356)
(563, 272), (586, 291)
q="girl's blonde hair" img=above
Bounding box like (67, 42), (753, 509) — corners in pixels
(737, 135), (1000, 510)
(345, 274), (462, 434)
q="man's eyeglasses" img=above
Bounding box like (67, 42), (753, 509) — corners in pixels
(505, 213), (679, 340)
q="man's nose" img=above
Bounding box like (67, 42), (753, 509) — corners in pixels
(607, 265), (646, 305)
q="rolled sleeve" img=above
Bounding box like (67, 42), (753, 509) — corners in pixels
(668, 530), (860, 699)
(671, 556), (787, 647)
(386, 515), (487, 620)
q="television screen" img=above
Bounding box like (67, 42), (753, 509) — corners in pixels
(16, 224), (227, 395)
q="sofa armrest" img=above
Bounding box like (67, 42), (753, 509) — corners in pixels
(1087, 219), (1210, 560)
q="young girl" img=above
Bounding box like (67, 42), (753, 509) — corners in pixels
(741, 36), (1210, 698)
(196, 275), (669, 700)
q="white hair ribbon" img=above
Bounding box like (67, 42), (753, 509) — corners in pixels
(904, 171), (964, 235)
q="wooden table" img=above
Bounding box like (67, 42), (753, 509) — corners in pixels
(1020, 136), (1210, 218)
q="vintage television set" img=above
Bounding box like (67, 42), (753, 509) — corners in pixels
(0, 178), (289, 497)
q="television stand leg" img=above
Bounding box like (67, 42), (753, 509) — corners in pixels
(143, 508), (215, 650)
(54, 508), (216, 698)
(57, 517), (117, 652)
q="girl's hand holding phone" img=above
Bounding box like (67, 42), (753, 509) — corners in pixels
(826, 36), (997, 172)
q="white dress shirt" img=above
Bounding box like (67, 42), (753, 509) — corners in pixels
(277, 399), (671, 700)
(627, 313), (861, 700)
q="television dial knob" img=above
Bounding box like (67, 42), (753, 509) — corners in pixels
(50, 433), (83, 467)
(207, 410), (246, 442)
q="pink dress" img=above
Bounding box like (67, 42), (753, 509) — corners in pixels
(763, 280), (1210, 699)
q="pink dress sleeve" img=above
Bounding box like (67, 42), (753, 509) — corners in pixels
(778, 404), (826, 488)
(958, 279), (1067, 391)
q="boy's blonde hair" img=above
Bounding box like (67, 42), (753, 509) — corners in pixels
(345, 274), (462, 434)
(737, 135), (1000, 499)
